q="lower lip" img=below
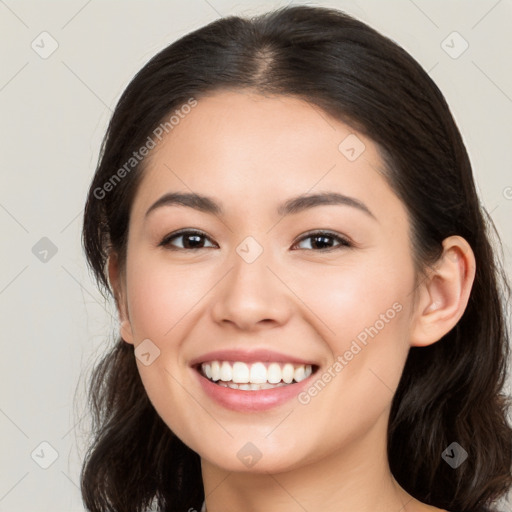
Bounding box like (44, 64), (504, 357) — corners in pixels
(193, 368), (315, 412)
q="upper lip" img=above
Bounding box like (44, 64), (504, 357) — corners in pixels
(189, 349), (318, 367)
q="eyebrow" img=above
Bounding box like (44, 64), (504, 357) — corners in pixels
(144, 191), (376, 220)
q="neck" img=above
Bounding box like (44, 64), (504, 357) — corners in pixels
(200, 411), (418, 512)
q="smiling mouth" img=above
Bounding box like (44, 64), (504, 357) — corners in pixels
(196, 361), (318, 390)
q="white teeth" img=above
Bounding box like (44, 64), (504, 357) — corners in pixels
(232, 362), (249, 383)
(199, 360), (314, 388)
(211, 361), (220, 381)
(249, 362), (267, 384)
(216, 381), (289, 390)
(267, 363), (282, 384)
(282, 363), (294, 384)
(219, 361), (232, 381)
(294, 366), (306, 382)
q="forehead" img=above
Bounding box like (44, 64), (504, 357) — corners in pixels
(148, 89), (374, 169)
(131, 90), (404, 225)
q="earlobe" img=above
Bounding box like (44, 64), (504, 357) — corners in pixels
(107, 253), (135, 345)
(410, 236), (476, 347)
(120, 319), (135, 345)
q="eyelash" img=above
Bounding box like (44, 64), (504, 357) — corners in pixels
(158, 229), (353, 252)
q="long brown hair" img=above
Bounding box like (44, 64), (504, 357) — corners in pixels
(80, 6), (512, 512)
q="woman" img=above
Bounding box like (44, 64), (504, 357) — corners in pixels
(80, 5), (512, 512)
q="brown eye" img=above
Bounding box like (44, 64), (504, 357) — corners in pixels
(293, 231), (352, 251)
(159, 230), (217, 250)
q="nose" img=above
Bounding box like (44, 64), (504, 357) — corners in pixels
(210, 244), (294, 332)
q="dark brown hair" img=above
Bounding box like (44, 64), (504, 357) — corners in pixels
(80, 5), (512, 512)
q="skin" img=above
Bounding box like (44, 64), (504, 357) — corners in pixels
(108, 90), (476, 512)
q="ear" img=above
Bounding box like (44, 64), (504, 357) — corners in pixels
(107, 253), (134, 345)
(410, 235), (476, 347)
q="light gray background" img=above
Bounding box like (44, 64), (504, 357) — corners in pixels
(1, 1), (511, 511)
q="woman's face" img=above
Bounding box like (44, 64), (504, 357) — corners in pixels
(114, 90), (421, 473)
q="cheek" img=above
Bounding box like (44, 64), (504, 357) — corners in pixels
(284, 257), (413, 453)
(292, 252), (413, 355)
(123, 251), (214, 442)
(291, 251), (415, 424)
(125, 251), (212, 340)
